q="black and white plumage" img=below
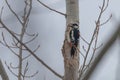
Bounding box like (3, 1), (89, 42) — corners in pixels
(69, 23), (80, 57)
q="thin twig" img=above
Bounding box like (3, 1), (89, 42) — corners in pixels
(79, 0), (111, 78)
(25, 31), (36, 36)
(5, 0), (23, 24)
(82, 24), (120, 80)
(22, 54), (31, 60)
(0, 20), (63, 79)
(22, 61), (38, 79)
(100, 14), (112, 26)
(33, 45), (40, 53)
(95, 43), (103, 50)
(10, 63), (19, 69)
(87, 27), (99, 68)
(79, 51), (85, 58)
(24, 34), (38, 44)
(1, 33), (19, 57)
(103, 0), (109, 12)
(22, 62), (29, 80)
(22, 71), (39, 78)
(23, 0), (32, 27)
(37, 0), (66, 16)
(12, 37), (19, 47)
(5, 62), (18, 78)
(80, 35), (89, 45)
(0, 39), (17, 49)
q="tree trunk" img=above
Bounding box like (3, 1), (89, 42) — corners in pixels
(62, 0), (79, 80)
(0, 59), (9, 80)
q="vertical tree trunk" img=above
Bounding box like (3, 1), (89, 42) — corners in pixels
(62, 0), (79, 80)
(66, 0), (79, 24)
(0, 59), (9, 80)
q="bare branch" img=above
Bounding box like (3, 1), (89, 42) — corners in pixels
(87, 26), (100, 68)
(22, 71), (38, 78)
(5, 0), (23, 24)
(37, 0), (66, 16)
(1, 33), (19, 57)
(12, 37), (19, 47)
(11, 31), (21, 36)
(79, 51), (85, 58)
(80, 34), (89, 45)
(22, 62), (38, 79)
(100, 14), (112, 26)
(23, 0), (28, 21)
(10, 63), (19, 69)
(0, 20), (63, 79)
(103, 0), (109, 12)
(79, 0), (111, 78)
(33, 45), (40, 53)
(24, 34), (38, 44)
(25, 32), (36, 36)
(22, 0), (32, 27)
(22, 54), (31, 60)
(82, 24), (120, 80)
(23, 62), (28, 80)
(25, 0), (32, 22)
(5, 62), (18, 78)
(95, 43), (103, 50)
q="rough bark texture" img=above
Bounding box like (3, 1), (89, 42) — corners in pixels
(0, 60), (9, 80)
(62, 0), (79, 80)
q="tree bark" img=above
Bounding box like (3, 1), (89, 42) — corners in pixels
(62, 0), (79, 80)
(0, 59), (9, 80)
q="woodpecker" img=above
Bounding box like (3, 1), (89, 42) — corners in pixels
(69, 23), (80, 57)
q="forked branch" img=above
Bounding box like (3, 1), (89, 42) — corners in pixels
(0, 20), (63, 79)
(82, 24), (120, 80)
(79, 0), (111, 79)
(0, 0), (63, 79)
(5, 0), (23, 24)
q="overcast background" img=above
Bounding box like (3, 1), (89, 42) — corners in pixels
(0, 0), (120, 80)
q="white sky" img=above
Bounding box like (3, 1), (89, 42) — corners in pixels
(0, 0), (120, 80)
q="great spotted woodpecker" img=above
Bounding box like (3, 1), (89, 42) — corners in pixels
(69, 23), (80, 57)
